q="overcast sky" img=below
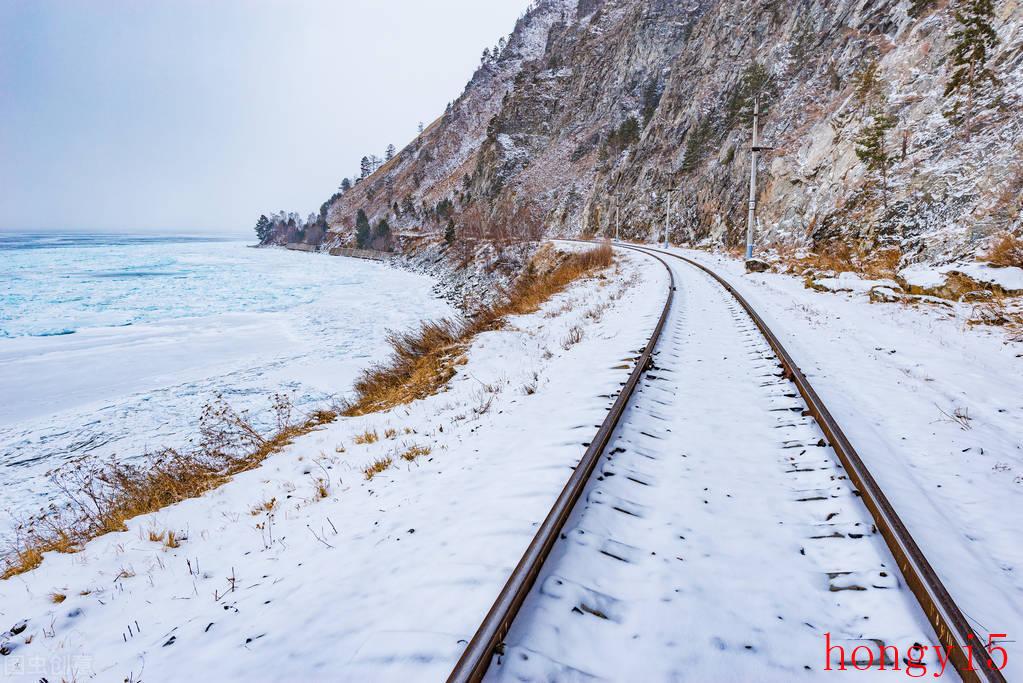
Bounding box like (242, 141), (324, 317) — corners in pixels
(0, 0), (532, 234)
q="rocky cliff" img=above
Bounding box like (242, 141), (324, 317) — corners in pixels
(319, 0), (1023, 265)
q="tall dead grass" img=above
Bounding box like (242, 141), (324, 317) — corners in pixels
(2, 395), (334, 579)
(984, 232), (1023, 268)
(785, 242), (902, 280)
(342, 242), (614, 416)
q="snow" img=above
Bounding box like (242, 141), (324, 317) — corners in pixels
(2, 240), (1019, 680)
(811, 272), (901, 293)
(665, 245), (1023, 679)
(492, 254), (936, 681)
(0, 248), (665, 682)
(0, 236), (454, 536)
(900, 262), (1023, 293)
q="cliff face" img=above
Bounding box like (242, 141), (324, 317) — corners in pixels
(323, 0), (1023, 264)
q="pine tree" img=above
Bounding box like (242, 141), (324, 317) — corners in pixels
(340, 177), (352, 192)
(641, 78), (662, 125)
(385, 144), (396, 161)
(374, 218), (391, 240)
(855, 109), (898, 208)
(360, 156), (371, 179)
(254, 214), (272, 243)
(445, 218), (456, 245)
(943, 0), (999, 126)
(355, 209), (371, 248)
(418, 121), (425, 135)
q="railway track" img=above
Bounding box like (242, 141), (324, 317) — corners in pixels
(448, 243), (1006, 683)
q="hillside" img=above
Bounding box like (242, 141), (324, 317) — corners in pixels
(297, 0), (1023, 267)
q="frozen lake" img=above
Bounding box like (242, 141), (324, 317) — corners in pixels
(0, 233), (453, 530)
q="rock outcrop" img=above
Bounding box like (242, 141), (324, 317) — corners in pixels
(320, 0), (1023, 265)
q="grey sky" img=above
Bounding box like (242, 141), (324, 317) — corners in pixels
(0, 0), (532, 234)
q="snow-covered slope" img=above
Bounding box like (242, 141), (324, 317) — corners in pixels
(0, 250), (665, 682)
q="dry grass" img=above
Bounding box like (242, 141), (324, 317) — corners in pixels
(968, 297), (1023, 340)
(786, 243), (902, 280)
(383, 427), (398, 439)
(353, 429), (380, 445)
(984, 233), (1023, 268)
(250, 497), (277, 516)
(363, 457), (393, 480)
(2, 395), (335, 580)
(561, 325), (584, 350)
(399, 445), (432, 462)
(342, 243), (614, 416)
(314, 479), (330, 499)
(49, 592), (66, 604)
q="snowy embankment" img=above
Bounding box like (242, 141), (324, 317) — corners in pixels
(0, 249), (666, 682)
(672, 247), (1023, 665)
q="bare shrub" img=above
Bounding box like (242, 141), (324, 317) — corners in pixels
(561, 325), (584, 349)
(1, 395), (334, 580)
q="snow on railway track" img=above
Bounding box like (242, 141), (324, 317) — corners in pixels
(452, 245), (1010, 682)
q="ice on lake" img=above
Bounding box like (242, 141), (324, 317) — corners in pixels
(0, 233), (453, 531)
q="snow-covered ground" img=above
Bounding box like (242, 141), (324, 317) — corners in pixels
(493, 253), (937, 681)
(664, 245), (1023, 677)
(0, 248), (665, 682)
(3, 240), (1019, 681)
(0, 234), (453, 535)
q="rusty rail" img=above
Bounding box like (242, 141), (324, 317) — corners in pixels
(447, 247), (676, 683)
(625, 243), (1006, 683)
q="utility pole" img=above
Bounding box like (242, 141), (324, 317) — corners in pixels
(746, 97), (773, 260)
(665, 188), (682, 251)
(664, 194), (670, 249)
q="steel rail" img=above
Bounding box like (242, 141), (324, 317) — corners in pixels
(447, 246), (676, 683)
(625, 243), (1006, 683)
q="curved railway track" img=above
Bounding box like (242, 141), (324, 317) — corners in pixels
(448, 243), (1005, 683)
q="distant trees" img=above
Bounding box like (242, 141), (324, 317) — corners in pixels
(436, 198), (455, 221)
(418, 121), (425, 135)
(340, 177), (352, 193)
(385, 144), (396, 161)
(943, 0), (999, 127)
(445, 218), (456, 246)
(726, 61), (776, 127)
(855, 109), (898, 207)
(641, 78), (662, 125)
(255, 214), (272, 243)
(355, 209), (372, 248)
(908, 0), (937, 18)
(602, 116), (641, 158)
(360, 156), (372, 179)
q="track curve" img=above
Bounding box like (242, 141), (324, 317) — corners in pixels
(448, 242), (1006, 683)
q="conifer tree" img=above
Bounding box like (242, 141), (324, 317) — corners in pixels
(340, 177), (352, 192)
(855, 109), (898, 208)
(385, 144), (396, 161)
(908, 0), (937, 18)
(254, 214), (272, 243)
(445, 218), (456, 245)
(355, 209), (371, 247)
(360, 156), (371, 179)
(943, 0), (999, 127)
